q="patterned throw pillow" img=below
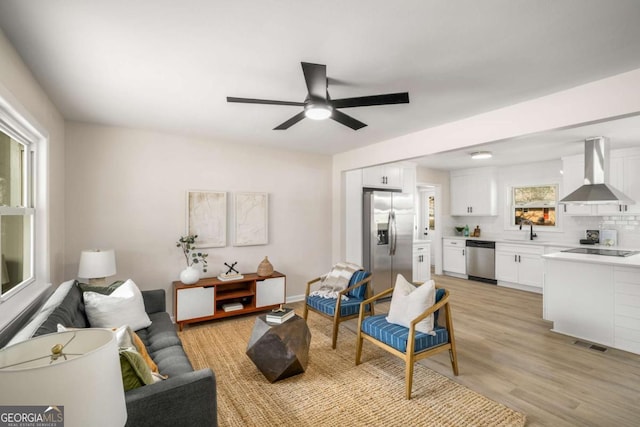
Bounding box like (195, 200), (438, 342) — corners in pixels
(78, 280), (125, 295)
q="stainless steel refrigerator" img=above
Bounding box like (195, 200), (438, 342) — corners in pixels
(363, 190), (414, 294)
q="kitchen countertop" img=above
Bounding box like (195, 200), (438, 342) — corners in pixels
(444, 234), (639, 250)
(542, 250), (640, 267)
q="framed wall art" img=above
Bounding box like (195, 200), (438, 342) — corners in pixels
(186, 191), (227, 248)
(233, 192), (268, 246)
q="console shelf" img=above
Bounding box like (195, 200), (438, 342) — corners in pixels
(173, 271), (286, 331)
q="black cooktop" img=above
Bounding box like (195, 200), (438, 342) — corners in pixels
(562, 248), (640, 257)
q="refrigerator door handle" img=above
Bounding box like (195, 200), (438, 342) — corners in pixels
(390, 211), (397, 256)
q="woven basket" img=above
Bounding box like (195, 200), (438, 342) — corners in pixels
(257, 256), (274, 277)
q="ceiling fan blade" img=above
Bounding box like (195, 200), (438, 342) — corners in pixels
(274, 111), (306, 130)
(227, 97), (304, 107)
(331, 110), (367, 130)
(332, 92), (409, 109)
(301, 62), (327, 101)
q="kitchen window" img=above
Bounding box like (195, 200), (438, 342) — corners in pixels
(511, 184), (558, 228)
(0, 129), (35, 299)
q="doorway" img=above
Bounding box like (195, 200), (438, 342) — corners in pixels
(417, 184), (442, 274)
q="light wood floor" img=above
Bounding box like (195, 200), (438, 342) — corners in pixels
(340, 274), (640, 426)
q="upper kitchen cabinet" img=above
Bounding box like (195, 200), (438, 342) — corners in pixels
(362, 165), (403, 190)
(450, 167), (498, 216)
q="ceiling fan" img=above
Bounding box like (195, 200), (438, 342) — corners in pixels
(226, 62), (410, 130)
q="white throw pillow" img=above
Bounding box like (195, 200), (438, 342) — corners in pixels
(386, 275), (436, 335)
(83, 279), (152, 331)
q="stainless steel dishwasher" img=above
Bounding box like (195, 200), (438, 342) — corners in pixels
(465, 240), (496, 284)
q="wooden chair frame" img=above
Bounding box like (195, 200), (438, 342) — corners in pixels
(355, 285), (459, 399)
(303, 274), (373, 349)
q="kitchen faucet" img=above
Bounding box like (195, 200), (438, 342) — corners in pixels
(519, 219), (537, 240)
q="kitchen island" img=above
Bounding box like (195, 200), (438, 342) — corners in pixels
(543, 250), (640, 355)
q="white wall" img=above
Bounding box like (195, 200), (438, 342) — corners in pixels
(65, 123), (332, 313)
(0, 28), (65, 333)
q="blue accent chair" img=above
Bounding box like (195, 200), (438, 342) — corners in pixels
(303, 270), (373, 349)
(355, 284), (459, 399)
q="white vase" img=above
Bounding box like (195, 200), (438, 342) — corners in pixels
(180, 266), (200, 285)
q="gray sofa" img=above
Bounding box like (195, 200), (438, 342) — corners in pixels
(5, 282), (217, 427)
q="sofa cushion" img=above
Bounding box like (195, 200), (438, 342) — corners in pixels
(34, 283), (89, 336)
(6, 280), (76, 346)
(84, 279), (152, 331)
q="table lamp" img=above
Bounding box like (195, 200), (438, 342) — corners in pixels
(78, 249), (116, 285)
(0, 329), (127, 427)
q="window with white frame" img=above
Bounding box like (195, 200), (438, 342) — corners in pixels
(511, 184), (558, 228)
(0, 127), (35, 299)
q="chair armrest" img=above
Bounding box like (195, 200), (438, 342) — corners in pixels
(142, 290), (166, 314)
(361, 287), (394, 306)
(410, 290), (450, 326)
(125, 369), (217, 427)
(304, 277), (323, 297)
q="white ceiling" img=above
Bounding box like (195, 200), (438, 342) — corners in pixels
(1, 0), (640, 160)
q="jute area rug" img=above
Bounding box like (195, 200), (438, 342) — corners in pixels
(179, 308), (526, 427)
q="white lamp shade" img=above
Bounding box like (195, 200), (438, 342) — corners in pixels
(0, 329), (127, 427)
(78, 249), (116, 279)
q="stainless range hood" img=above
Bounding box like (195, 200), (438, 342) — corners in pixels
(559, 137), (634, 205)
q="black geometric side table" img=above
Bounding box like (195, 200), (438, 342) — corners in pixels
(246, 314), (311, 383)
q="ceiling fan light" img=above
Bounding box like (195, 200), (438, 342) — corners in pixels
(304, 104), (332, 120)
(471, 151), (492, 160)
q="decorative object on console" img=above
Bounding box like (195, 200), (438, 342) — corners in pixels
(77, 248), (116, 286)
(257, 256), (274, 277)
(0, 329), (128, 427)
(218, 261), (243, 281)
(176, 234), (208, 284)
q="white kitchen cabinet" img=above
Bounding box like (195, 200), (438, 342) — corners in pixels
(413, 242), (431, 283)
(619, 152), (640, 214)
(614, 267), (640, 354)
(544, 259), (615, 346)
(450, 168), (497, 216)
(442, 238), (466, 275)
(362, 165), (402, 189)
(495, 243), (544, 291)
(256, 276), (286, 308)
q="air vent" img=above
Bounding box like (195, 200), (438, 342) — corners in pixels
(573, 340), (608, 352)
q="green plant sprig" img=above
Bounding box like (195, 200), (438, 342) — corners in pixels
(176, 234), (208, 272)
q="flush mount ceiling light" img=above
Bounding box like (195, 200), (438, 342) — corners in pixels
(470, 151), (492, 160)
(304, 103), (332, 120)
